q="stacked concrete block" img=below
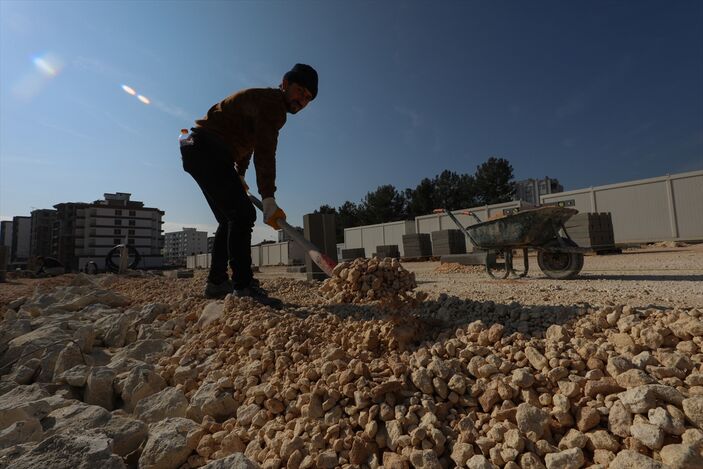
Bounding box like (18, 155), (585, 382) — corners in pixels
(304, 213), (338, 281)
(564, 212), (615, 249)
(402, 233), (432, 257)
(341, 248), (366, 261)
(375, 245), (400, 259)
(431, 229), (466, 255)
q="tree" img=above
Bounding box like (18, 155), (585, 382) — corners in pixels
(433, 170), (477, 211)
(405, 178), (435, 218)
(474, 157), (515, 205)
(315, 204), (337, 215)
(359, 185), (408, 225)
(337, 201), (360, 230)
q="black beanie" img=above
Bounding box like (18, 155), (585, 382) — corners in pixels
(284, 63), (318, 99)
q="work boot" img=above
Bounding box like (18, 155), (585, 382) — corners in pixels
(233, 284), (282, 308)
(204, 279), (233, 299)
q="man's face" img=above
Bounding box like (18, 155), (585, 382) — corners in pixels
(282, 80), (313, 114)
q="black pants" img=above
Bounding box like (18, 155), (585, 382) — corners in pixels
(180, 129), (256, 289)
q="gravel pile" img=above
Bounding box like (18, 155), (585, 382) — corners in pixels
(319, 257), (428, 306)
(2, 248), (702, 469)
(160, 277), (703, 469)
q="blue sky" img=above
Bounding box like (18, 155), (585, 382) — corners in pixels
(1, 0), (702, 243)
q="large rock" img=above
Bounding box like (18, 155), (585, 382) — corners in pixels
(467, 455), (495, 469)
(545, 325), (571, 343)
(197, 302), (225, 329)
(545, 448), (584, 469)
(1, 325), (72, 381)
(42, 401), (112, 437)
(73, 324), (96, 353)
(101, 415), (148, 457)
(525, 347), (548, 370)
(659, 443), (702, 469)
(409, 449), (442, 469)
(134, 386), (188, 423)
(139, 417), (201, 469)
(618, 385), (684, 414)
(630, 422), (664, 450)
(2, 431), (126, 469)
(187, 382), (237, 423)
(111, 339), (173, 363)
(0, 418), (43, 449)
(682, 396), (703, 429)
(516, 403), (550, 439)
(132, 303), (171, 328)
(0, 319), (32, 354)
(201, 453), (259, 468)
(0, 384), (53, 431)
(53, 342), (86, 377)
(57, 290), (130, 311)
(100, 314), (131, 348)
(117, 364), (167, 412)
(85, 367), (116, 410)
(615, 369), (656, 388)
(609, 450), (665, 469)
(56, 364), (90, 387)
(608, 400), (632, 437)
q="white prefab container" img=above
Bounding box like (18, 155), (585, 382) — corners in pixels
(540, 170), (703, 244)
(414, 200), (532, 251)
(251, 241), (305, 267)
(343, 220), (416, 257)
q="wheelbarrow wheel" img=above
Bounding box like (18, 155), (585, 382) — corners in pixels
(486, 250), (510, 279)
(537, 238), (584, 280)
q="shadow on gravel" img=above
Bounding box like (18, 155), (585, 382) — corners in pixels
(315, 296), (585, 352)
(579, 274), (703, 282)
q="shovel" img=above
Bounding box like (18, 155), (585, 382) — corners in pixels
(248, 193), (337, 278)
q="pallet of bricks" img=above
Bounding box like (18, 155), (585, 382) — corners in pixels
(402, 233), (432, 258)
(375, 244), (400, 258)
(431, 229), (466, 256)
(564, 212), (618, 253)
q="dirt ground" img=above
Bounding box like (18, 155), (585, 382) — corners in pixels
(256, 244), (703, 310)
(1, 245), (701, 311)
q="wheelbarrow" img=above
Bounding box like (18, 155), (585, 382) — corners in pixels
(433, 206), (585, 279)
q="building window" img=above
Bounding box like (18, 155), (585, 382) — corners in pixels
(128, 220), (135, 226)
(129, 210), (136, 216)
(128, 229), (135, 235)
(113, 238), (121, 245)
(114, 229), (122, 235)
(115, 219), (122, 225)
(115, 210), (122, 216)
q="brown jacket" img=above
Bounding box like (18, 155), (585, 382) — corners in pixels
(195, 88), (287, 198)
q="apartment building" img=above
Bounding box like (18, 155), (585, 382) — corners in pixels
(54, 192), (164, 270)
(0, 221), (12, 252)
(11, 216), (31, 266)
(30, 209), (57, 258)
(164, 227), (208, 266)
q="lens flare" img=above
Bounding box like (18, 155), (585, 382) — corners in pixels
(32, 53), (63, 77)
(121, 84), (137, 96)
(137, 95), (150, 105)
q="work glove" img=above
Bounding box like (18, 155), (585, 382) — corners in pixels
(262, 197), (286, 230)
(239, 175), (249, 192)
